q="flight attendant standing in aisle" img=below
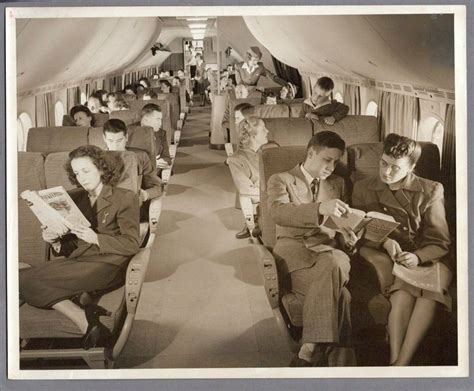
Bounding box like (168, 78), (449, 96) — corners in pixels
(234, 46), (288, 88)
(193, 53), (208, 106)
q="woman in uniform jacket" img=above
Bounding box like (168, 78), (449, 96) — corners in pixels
(352, 133), (452, 366)
(20, 145), (140, 349)
(193, 53), (208, 106)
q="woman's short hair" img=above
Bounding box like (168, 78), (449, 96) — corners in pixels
(237, 116), (264, 149)
(234, 103), (254, 115)
(65, 145), (124, 187)
(89, 91), (107, 107)
(316, 77), (335, 92)
(383, 133), (422, 166)
(70, 105), (92, 120)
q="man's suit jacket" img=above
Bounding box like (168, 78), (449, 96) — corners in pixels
(127, 147), (163, 200)
(268, 164), (347, 272)
(54, 185), (140, 266)
(352, 173), (451, 265)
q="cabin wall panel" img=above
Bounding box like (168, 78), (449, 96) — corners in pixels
(360, 87), (379, 115)
(17, 96), (36, 127)
(419, 99), (446, 124)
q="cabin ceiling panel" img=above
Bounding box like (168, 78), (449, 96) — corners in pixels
(244, 14), (454, 90)
(17, 17), (162, 93)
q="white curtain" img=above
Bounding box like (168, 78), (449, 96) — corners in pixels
(377, 91), (419, 139)
(343, 84), (361, 115)
(35, 92), (55, 127)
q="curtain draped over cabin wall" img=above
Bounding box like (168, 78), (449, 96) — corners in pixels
(35, 92), (55, 127)
(161, 53), (185, 72)
(377, 91), (420, 140)
(301, 75), (312, 98)
(343, 84), (361, 115)
(271, 56), (303, 98)
(441, 104), (455, 195)
(66, 87), (81, 112)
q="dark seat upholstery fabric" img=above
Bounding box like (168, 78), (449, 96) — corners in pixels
(263, 118), (313, 147)
(27, 127), (89, 154)
(313, 115), (379, 146)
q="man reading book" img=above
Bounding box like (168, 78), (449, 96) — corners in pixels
(267, 131), (360, 367)
(352, 133), (452, 366)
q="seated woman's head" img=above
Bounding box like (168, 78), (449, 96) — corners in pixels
(96, 89), (108, 103)
(237, 116), (269, 151)
(107, 93), (129, 111)
(139, 77), (151, 88)
(234, 103), (255, 125)
(124, 84), (136, 96)
(65, 145), (123, 193)
(160, 80), (172, 93)
(235, 84), (249, 99)
(312, 76), (334, 102)
(142, 89), (158, 101)
(380, 133), (421, 185)
(87, 92), (107, 114)
(70, 105), (93, 127)
(280, 83), (297, 100)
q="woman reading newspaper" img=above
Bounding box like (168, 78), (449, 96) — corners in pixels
(19, 145), (140, 349)
(352, 133), (452, 366)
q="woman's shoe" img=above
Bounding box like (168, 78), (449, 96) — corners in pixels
(82, 304), (112, 350)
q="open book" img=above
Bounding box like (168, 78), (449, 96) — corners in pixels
(392, 262), (453, 294)
(20, 186), (90, 235)
(323, 208), (400, 242)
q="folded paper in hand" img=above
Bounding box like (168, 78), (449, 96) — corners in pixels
(323, 208), (400, 242)
(392, 262), (452, 294)
(21, 186), (90, 235)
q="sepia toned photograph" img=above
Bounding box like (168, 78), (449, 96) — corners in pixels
(5, 4), (468, 382)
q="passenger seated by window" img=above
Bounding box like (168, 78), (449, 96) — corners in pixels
(268, 131), (358, 367)
(70, 105), (93, 127)
(302, 77), (349, 125)
(352, 133), (452, 366)
(123, 84), (136, 97)
(95, 89), (109, 104)
(87, 92), (109, 114)
(160, 80), (172, 94)
(102, 119), (163, 205)
(142, 89), (158, 101)
(19, 145), (140, 349)
(172, 76), (181, 87)
(280, 82), (297, 100)
(139, 77), (151, 89)
(139, 103), (172, 174)
(221, 103), (255, 142)
(227, 116), (270, 239)
(107, 93), (130, 111)
(264, 92), (278, 105)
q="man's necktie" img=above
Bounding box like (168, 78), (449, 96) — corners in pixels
(310, 178), (319, 201)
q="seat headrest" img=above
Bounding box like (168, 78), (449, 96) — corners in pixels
(263, 118), (312, 147)
(253, 104), (290, 118)
(313, 115), (379, 146)
(27, 126), (89, 154)
(109, 110), (141, 125)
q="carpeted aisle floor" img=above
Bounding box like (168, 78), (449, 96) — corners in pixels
(116, 104), (293, 368)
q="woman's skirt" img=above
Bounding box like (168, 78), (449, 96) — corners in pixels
(194, 79), (208, 95)
(19, 254), (129, 309)
(389, 276), (452, 311)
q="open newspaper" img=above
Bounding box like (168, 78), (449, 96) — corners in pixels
(323, 208), (400, 242)
(20, 186), (90, 235)
(392, 262), (453, 294)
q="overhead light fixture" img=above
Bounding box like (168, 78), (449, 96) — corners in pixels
(186, 17), (208, 21)
(192, 34), (205, 40)
(190, 29), (206, 34)
(188, 23), (207, 29)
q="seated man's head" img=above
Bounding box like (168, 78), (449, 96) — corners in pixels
(140, 103), (163, 132)
(160, 80), (172, 93)
(235, 84), (249, 99)
(234, 103), (254, 125)
(265, 92), (277, 105)
(227, 64), (234, 73)
(304, 131), (345, 180)
(172, 76), (181, 87)
(246, 46), (262, 67)
(237, 116), (269, 151)
(70, 105), (93, 127)
(380, 133), (421, 185)
(124, 84), (136, 96)
(103, 119), (128, 151)
(312, 77), (334, 103)
(87, 92), (106, 114)
(142, 89), (158, 101)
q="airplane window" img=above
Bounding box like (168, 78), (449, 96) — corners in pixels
(17, 112), (32, 151)
(334, 92), (343, 103)
(80, 92), (87, 105)
(418, 116), (445, 159)
(366, 101), (378, 117)
(54, 100), (64, 126)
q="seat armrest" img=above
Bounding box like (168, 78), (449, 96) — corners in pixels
(239, 195), (256, 234)
(254, 245), (280, 309)
(125, 248), (151, 315)
(174, 130), (181, 144)
(359, 246), (395, 296)
(224, 143), (234, 157)
(149, 196), (164, 234)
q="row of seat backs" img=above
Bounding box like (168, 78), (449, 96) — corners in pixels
(17, 150), (140, 266)
(259, 142), (441, 248)
(26, 125), (157, 169)
(62, 112), (110, 128)
(264, 115), (379, 149)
